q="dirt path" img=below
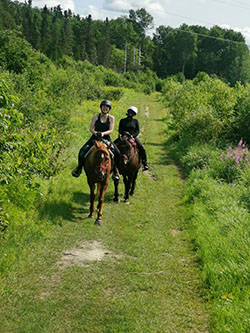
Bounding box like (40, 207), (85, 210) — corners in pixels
(0, 93), (210, 332)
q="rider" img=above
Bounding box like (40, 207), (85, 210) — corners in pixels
(72, 99), (119, 178)
(115, 106), (149, 171)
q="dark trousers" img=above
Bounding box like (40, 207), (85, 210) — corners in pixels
(134, 137), (147, 162)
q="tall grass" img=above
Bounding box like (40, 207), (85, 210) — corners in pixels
(163, 73), (250, 332)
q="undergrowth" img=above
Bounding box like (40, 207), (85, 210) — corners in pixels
(163, 73), (250, 332)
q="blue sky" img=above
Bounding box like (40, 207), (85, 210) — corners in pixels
(24, 0), (250, 45)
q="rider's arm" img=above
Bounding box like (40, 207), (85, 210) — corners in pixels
(132, 119), (139, 138)
(89, 114), (98, 135)
(118, 119), (124, 135)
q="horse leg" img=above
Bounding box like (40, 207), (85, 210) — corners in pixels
(88, 183), (95, 219)
(130, 170), (138, 196)
(113, 177), (120, 203)
(95, 183), (108, 226)
(123, 176), (130, 203)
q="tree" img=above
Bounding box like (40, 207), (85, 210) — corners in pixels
(85, 14), (97, 64)
(128, 8), (154, 38)
(40, 5), (51, 56)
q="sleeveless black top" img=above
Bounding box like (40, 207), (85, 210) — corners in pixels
(93, 114), (111, 141)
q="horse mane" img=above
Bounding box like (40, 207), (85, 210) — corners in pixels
(95, 140), (109, 154)
(87, 140), (110, 164)
(118, 137), (134, 156)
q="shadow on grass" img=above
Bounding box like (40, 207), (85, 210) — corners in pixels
(72, 191), (90, 205)
(39, 191), (91, 225)
(39, 200), (76, 224)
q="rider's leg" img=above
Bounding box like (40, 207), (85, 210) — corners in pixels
(72, 139), (93, 177)
(135, 138), (149, 171)
(111, 142), (121, 180)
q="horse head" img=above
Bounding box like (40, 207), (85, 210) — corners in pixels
(118, 136), (135, 166)
(93, 140), (111, 181)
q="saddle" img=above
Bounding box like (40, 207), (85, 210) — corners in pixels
(117, 135), (139, 163)
(84, 139), (114, 160)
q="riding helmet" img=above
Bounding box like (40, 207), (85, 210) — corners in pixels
(127, 106), (138, 115)
(100, 99), (112, 110)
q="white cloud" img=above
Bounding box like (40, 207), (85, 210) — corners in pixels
(32, 0), (75, 12)
(103, 0), (166, 15)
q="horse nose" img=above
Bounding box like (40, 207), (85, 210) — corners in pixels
(95, 169), (106, 180)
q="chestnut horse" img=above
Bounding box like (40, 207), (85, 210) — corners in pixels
(113, 133), (141, 203)
(84, 140), (112, 226)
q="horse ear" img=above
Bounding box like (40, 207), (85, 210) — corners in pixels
(107, 143), (112, 150)
(94, 140), (100, 148)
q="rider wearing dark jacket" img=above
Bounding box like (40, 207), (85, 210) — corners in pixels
(115, 106), (149, 171)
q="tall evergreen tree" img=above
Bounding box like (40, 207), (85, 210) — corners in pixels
(85, 14), (97, 64)
(40, 5), (51, 56)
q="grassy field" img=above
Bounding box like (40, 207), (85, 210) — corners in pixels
(0, 92), (210, 332)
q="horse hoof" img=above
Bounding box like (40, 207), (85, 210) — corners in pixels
(113, 198), (120, 203)
(88, 214), (94, 219)
(95, 220), (102, 226)
(124, 199), (129, 204)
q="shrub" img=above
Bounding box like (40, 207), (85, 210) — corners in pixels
(209, 140), (250, 183)
(180, 143), (219, 176)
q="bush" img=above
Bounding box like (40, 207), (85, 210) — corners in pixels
(162, 73), (242, 145)
(209, 140), (250, 183)
(180, 143), (219, 176)
(232, 82), (250, 144)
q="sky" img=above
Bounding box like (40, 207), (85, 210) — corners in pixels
(26, 0), (250, 46)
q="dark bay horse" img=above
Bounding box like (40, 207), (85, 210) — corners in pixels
(84, 140), (112, 225)
(113, 133), (141, 203)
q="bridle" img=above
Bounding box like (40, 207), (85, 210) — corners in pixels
(95, 150), (110, 178)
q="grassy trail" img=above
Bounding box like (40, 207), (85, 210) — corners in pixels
(0, 93), (210, 332)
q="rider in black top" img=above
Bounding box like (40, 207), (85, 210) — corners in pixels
(72, 99), (119, 178)
(115, 106), (149, 171)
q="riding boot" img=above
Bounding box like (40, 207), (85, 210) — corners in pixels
(112, 166), (120, 181)
(72, 144), (89, 177)
(140, 148), (149, 171)
(142, 160), (149, 171)
(111, 143), (120, 181)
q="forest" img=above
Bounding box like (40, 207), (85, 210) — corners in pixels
(0, 0), (250, 85)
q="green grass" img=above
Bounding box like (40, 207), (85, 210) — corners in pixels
(0, 92), (210, 332)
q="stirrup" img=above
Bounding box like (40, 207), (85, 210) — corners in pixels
(112, 172), (120, 181)
(72, 166), (82, 178)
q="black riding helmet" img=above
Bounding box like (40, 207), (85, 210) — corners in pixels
(100, 99), (112, 110)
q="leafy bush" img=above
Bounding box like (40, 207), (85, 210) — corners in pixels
(232, 82), (250, 143)
(209, 140), (250, 183)
(179, 143), (219, 176)
(162, 72), (241, 144)
(163, 73), (250, 331)
(99, 86), (124, 101)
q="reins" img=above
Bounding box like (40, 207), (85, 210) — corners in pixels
(120, 139), (137, 164)
(96, 164), (108, 170)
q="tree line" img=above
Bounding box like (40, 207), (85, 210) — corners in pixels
(0, 0), (249, 85)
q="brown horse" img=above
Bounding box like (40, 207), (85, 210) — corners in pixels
(84, 140), (112, 226)
(113, 133), (141, 203)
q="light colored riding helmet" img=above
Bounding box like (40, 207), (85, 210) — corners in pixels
(128, 106), (138, 115)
